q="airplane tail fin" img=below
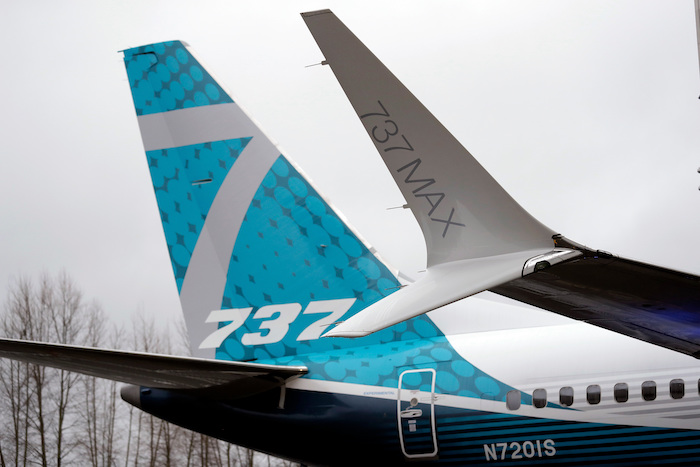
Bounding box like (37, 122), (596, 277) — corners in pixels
(122, 41), (406, 360)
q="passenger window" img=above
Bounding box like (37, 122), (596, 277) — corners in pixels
(614, 383), (629, 403)
(559, 386), (574, 407)
(670, 379), (685, 399)
(586, 385), (601, 405)
(642, 381), (656, 401)
(506, 390), (521, 410)
(533, 388), (547, 408)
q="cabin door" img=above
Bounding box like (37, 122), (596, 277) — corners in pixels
(397, 369), (438, 459)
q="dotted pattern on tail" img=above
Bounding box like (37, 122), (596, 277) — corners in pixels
(145, 138), (251, 291)
(124, 40), (233, 116)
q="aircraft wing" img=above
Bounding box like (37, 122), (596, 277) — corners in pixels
(302, 10), (700, 358)
(0, 338), (307, 399)
(493, 236), (700, 359)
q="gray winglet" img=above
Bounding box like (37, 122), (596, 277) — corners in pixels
(302, 10), (555, 268)
(302, 10), (566, 337)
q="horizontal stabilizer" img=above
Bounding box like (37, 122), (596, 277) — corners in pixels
(325, 248), (579, 337)
(0, 338), (306, 399)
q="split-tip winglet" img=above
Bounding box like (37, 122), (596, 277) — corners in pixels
(303, 9), (573, 338)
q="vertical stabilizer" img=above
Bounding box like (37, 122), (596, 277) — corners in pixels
(122, 41), (411, 359)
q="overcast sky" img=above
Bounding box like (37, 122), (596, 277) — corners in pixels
(1, 1), (699, 330)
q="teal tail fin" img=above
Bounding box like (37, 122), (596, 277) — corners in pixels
(122, 41), (406, 360)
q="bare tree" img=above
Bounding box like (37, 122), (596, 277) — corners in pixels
(0, 273), (107, 466)
(0, 273), (300, 467)
(49, 272), (90, 466)
(0, 276), (38, 466)
(81, 310), (124, 467)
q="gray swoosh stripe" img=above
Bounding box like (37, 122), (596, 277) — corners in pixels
(137, 103), (259, 151)
(136, 103), (281, 359)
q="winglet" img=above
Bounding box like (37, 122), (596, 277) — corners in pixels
(303, 11), (566, 336)
(302, 10), (555, 268)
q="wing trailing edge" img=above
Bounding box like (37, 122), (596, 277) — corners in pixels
(0, 338), (307, 399)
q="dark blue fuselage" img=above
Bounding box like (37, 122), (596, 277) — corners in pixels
(135, 386), (700, 466)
